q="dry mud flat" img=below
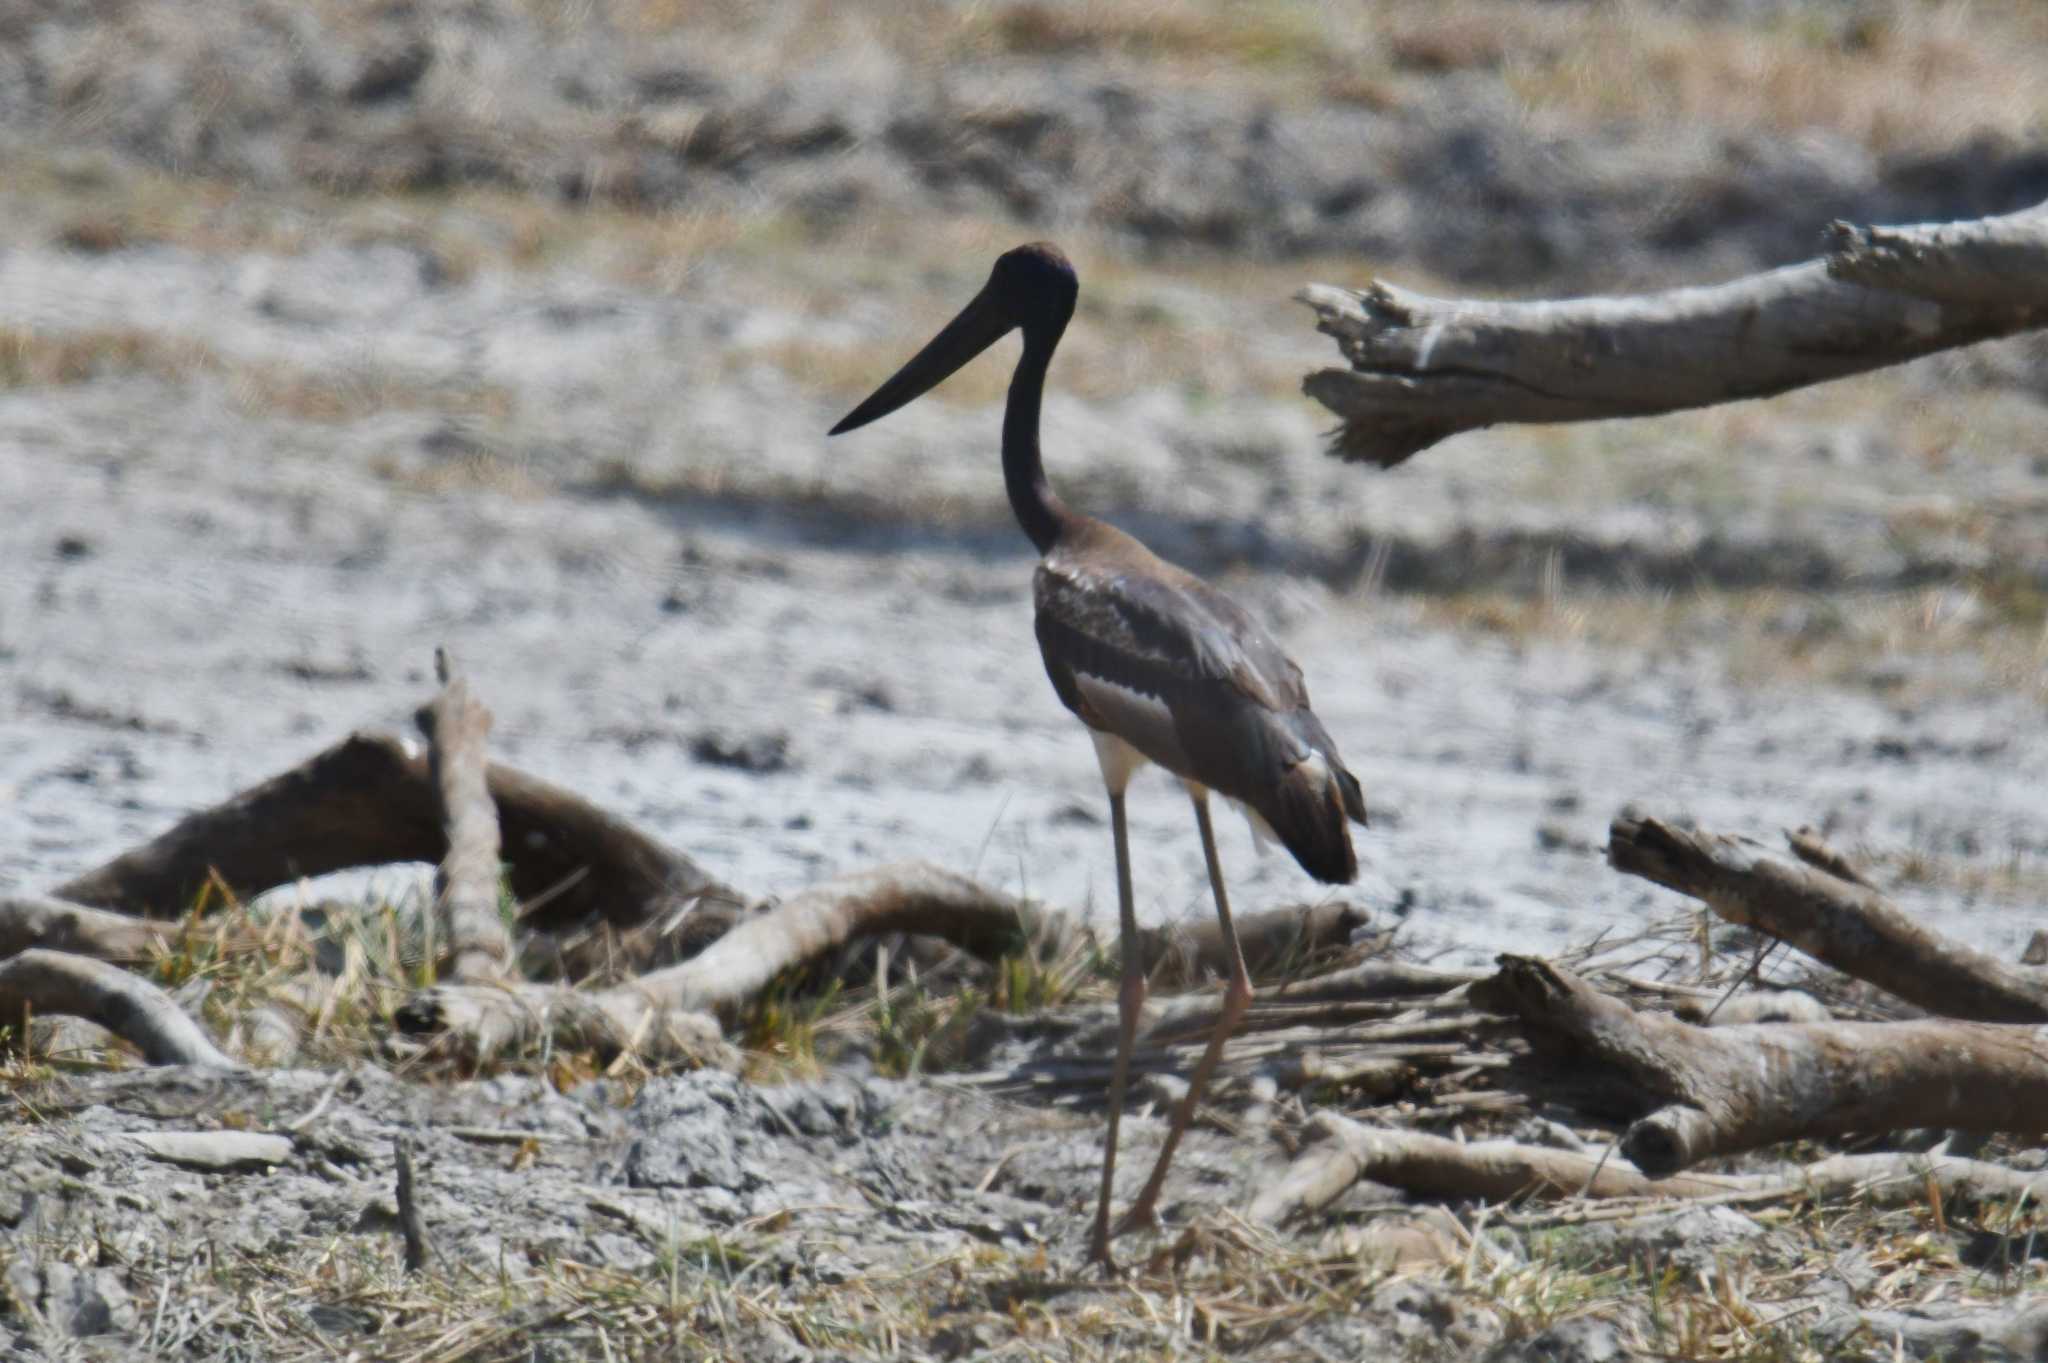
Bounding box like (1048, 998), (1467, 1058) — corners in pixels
(4, 1061), (2048, 1361)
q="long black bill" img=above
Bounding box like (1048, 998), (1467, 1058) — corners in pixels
(828, 288), (1013, 436)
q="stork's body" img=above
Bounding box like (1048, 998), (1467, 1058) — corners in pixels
(831, 243), (1367, 1266)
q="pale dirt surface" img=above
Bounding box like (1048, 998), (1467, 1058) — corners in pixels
(4, 2), (2048, 1358)
(3, 228), (2044, 970)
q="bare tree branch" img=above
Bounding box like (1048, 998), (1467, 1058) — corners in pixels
(417, 652), (513, 981)
(1298, 199), (2048, 467)
(1609, 815), (2048, 1023)
(1475, 955), (2048, 1176)
(0, 949), (240, 1070)
(1141, 901), (1366, 988)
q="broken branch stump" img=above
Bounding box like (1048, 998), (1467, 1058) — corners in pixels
(417, 655), (513, 981)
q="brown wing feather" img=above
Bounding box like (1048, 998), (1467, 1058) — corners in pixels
(1034, 525), (1367, 884)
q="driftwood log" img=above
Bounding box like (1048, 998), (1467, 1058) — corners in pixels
(1609, 816), (2048, 1023)
(1298, 198), (2048, 467)
(417, 653), (513, 981)
(52, 731), (744, 948)
(0, 949), (241, 1070)
(1476, 955), (2048, 1176)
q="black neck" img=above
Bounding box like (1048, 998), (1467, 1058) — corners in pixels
(1003, 322), (1069, 554)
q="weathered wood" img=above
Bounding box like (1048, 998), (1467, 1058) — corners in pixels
(1270, 958), (1478, 1003)
(394, 1134), (430, 1274)
(0, 895), (187, 962)
(0, 949), (241, 1070)
(1297, 199), (2048, 467)
(417, 653), (513, 981)
(1476, 955), (2048, 1176)
(1264, 1112), (2048, 1230)
(1252, 1110), (1744, 1224)
(1826, 211), (2048, 307)
(1609, 815), (2048, 1023)
(122, 1132), (293, 1171)
(53, 731), (744, 947)
(393, 862), (1057, 1063)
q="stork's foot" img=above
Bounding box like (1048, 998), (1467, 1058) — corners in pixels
(1085, 1228), (1122, 1276)
(1111, 1198), (1164, 1241)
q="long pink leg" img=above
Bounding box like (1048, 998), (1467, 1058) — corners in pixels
(1116, 788), (1252, 1237)
(1087, 788), (1146, 1269)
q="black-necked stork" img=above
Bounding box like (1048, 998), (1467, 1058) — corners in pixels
(830, 242), (1368, 1265)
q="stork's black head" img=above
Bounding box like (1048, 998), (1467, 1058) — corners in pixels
(987, 241), (1078, 331)
(828, 242), (1079, 436)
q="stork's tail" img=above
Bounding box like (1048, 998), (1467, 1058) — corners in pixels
(1263, 749), (1368, 886)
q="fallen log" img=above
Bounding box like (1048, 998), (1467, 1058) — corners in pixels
(1297, 198), (2048, 467)
(1609, 816), (2048, 1023)
(1474, 955), (2048, 1176)
(417, 653), (513, 981)
(0, 949), (241, 1070)
(52, 731), (744, 946)
(393, 862), (1061, 1063)
(1260, 1114), (2048, 1229)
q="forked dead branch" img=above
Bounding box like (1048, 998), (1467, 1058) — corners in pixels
(1298, 198), (2048, 467)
